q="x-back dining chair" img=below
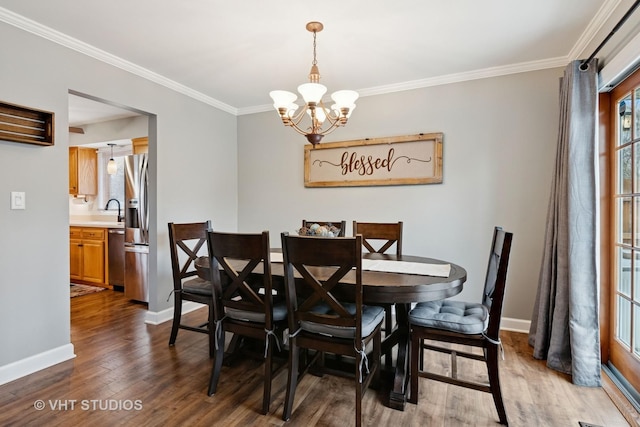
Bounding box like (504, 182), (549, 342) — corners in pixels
(168, 220), (215, 357)
(408, 226), (513, 425)
(206, 230), (287, 414)
(352, 220), (403, 365)
(352, 221), (403, 256)
(301, 219), (347, 237)
(280, 232), (383, 427)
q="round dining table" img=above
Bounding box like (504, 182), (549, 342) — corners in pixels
(195, 251), (467, 410)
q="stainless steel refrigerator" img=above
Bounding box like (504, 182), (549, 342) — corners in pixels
(124, 154), (149, 303)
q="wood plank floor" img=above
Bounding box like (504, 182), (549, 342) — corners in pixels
(0, 289), (632, 426)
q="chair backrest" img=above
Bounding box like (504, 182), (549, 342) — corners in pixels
(482, 226), (513, 340)
(207, 230), (274, 326)
(301, 220), (347, 237)
(168, 220), (212, 291)
(281, 233), (363, 341)
(352, 221), (403, 256)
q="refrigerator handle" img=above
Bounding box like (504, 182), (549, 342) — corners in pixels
(139, 154), (149, 245)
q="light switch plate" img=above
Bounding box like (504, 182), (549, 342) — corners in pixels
(11, 191), (25, 210)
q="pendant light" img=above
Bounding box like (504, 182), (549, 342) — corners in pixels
(107, 143), (117, 175)
(269, 22), (358, 146)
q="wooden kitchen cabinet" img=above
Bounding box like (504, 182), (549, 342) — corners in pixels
(69, 147), (97, 196)
(70, 227), (107, 285)
(132, 137), (148, 154)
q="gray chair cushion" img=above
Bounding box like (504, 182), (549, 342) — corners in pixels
(182, 277), (213, 296)
(300, 303), (384, 339)
(409, 300), (488, 335)
(225, 300), (288, 323)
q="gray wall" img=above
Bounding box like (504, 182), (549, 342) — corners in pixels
(238, 67), (563, 321)
(0, 22), (238, 369)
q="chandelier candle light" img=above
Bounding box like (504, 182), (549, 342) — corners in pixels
(269, 22), (358, 146)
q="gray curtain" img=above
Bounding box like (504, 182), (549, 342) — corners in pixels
(529, 59), (601, 387)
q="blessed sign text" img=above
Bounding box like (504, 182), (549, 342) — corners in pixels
(304, 133), (443, 187)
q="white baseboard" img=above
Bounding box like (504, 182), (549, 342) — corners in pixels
(144, 302), (205, 325)
(0, 344), (75, 386)
(501, 317), (530, 334)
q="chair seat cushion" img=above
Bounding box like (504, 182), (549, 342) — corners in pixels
(409, 300), (488, 335)
(300, 303), (384, 339)
(226, 300), (288, 323)
(182, 277), (213, 296)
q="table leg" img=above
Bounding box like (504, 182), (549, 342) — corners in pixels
(388, 303), (409, 410)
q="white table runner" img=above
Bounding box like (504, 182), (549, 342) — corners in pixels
(270, 252), (451, 277)
(362, 259), (451, 277)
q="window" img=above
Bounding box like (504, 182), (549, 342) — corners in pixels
(608, 67), (640, 396)
(97, 145), (131, 212)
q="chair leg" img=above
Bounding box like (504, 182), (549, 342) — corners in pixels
(208, 302), (215, 358)
(373, 329), (382, 388)
(384, 305), (393, 367)
(355, 348), (363, 427)
(262, 334), (273, 415)
(282, 340), (299, 421)
(168, 294), (182, 346)
(409, 328), (420, 404)
(486, 344), (508, 425)
(207, 322), (225, 396)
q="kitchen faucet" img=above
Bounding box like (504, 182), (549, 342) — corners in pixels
(105, 198), (123, 222)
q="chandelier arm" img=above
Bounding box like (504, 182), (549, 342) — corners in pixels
(287, 123), (313, 137)
(288, 108), (308, 126)
(317, 119), (342, 136)
(317, 100), (342, 122)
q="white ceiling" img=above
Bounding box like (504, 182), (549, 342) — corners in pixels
(0, 0), (624, 124)
(68, 95), (141, 127)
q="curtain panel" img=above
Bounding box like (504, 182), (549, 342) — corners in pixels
(529, 59), (601, 387)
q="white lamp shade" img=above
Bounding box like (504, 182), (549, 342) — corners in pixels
(298, 83), (327, 104)
(331, 90), (359, 108)
(107, 158), (117, 175)
(286, 103), (299, 117)
(307, 106), (326, 124)
(270, 90), (297, 109)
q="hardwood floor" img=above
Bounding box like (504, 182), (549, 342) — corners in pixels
(0, 289), (632, 426)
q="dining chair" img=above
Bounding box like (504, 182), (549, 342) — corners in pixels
(280, 232), (383, 427)
(168, 220), (215, 357)
(352, 220), (403, 365)
(408, 226), (513, 426)
(206, 230), (287, 415)
(301, 219), (347, 237)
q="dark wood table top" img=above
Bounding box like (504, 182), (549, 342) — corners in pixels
(195, 251), (467, 304)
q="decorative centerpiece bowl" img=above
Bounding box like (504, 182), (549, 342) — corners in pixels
(297, 223), (341, 237)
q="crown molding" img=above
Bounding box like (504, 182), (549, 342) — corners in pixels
(0, 7), (238, 116)
(568, 0), (623, 60)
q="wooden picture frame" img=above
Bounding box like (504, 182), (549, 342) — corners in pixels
(304, 133), (443, 187)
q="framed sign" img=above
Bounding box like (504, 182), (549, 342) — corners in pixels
(304, 133), (442, 187)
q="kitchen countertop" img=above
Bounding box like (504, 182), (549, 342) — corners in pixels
(70, 221), (124, 229)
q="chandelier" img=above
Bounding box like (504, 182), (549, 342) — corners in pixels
(269, 22), (358, 146)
